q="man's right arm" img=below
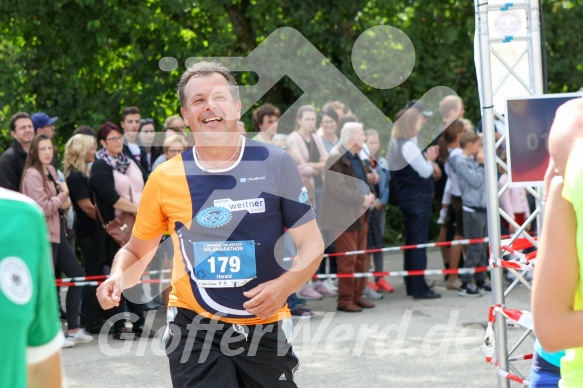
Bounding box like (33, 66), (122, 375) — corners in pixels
(96, 233), (162, 309)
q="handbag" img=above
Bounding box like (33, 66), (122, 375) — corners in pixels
(93, 193), (136, 247)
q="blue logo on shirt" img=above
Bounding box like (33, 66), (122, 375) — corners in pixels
(196, 206), (232, 228)
(299, 187), (309, 203)
(240, 178), (247, 183)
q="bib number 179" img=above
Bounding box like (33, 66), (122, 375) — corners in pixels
(208, 256), (241, 273)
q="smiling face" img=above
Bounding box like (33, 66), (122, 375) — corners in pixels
(321, 114), (337, 137)
(37, 139), (54, 167)
(11, 118), (35, 147)
(180, 73), (241, 143)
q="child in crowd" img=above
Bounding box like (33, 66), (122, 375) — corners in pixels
(450, 131), (491, 297)
(436, 120), (465, 290)
(363, 129), (393, 296)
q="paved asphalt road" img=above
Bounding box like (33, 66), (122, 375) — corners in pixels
(61, 250), (533, 387)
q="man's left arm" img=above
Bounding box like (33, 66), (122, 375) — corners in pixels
(243, 219), (323, 319)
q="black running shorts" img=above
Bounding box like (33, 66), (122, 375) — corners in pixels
(164, 307), (299, 387)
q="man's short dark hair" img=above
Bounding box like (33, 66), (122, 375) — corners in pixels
(9, 112), (31, 132)
(120, 106), (141, 122)
(177, 61), (239, 108)
(72, 125), (96, 137)
(252, 104), (281, 130)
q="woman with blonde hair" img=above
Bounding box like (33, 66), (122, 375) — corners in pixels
(64, 134), (104, 333)
(152, 134), (189, 171)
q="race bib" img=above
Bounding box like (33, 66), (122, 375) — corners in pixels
(192, 240), (257, 288)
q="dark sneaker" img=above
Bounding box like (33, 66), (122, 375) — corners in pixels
(291, 307), (314, 319)
(477, 280), (492, 292)
(458, 283), (482, 297)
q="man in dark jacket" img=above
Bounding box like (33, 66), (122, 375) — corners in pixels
(120, 106), (149, 181)
(0, 112), (35, 191)
(320, 122), (376, 312)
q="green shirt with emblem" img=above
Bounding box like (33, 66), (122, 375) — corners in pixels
(0, 188), (63, 388)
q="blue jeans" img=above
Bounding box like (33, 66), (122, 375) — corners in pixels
(398, 196), (433, 296)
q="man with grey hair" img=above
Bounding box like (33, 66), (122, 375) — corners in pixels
(96, 61), (324, 386)
(320, 122), (376, 312)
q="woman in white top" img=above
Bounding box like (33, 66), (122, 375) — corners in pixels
(388, 108), (441, 299)
(287, 105), (329, 212)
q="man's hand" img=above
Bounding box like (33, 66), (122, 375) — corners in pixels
(362, 193), (375, 208)
(243, 279), (289, 320)
(476, 147), (485, 164)
(97, 275), (123, 309)
(424, 145), (439, 162)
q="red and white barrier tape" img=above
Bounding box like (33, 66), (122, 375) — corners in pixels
(55, 269), (171, 284)
(321, 235), (525, 259)
(312, 267), (489, 280)
(483, 306), (533, 385)
(55, 235), (534, 286)
(283, 235), (536, 262)
(497, 369), (529, 386)
(56, 266), (490, 287)
(56, 279), (172, 287)
(507, 354), (533, 362)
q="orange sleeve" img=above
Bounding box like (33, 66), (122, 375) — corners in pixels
(133, 168), (167, 240)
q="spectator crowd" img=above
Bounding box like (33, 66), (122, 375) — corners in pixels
(1, 93), (523, 343)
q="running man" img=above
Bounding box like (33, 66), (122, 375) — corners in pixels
(97, 61), (324, 387)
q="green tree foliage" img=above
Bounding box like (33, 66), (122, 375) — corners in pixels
(1, 1), (580, 145)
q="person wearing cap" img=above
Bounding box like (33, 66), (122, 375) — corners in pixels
(31, 112), (58, 140)
(31, 112), (60, 169)
(0, 112), (35, 191)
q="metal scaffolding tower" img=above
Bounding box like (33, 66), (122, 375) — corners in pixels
(474, 0), (544, 386)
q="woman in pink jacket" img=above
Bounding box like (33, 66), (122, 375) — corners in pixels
(21, 135), (92, 347)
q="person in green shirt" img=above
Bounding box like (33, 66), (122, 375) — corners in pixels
(0, 188), (64, 388)
(533, 97), (583, 387)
